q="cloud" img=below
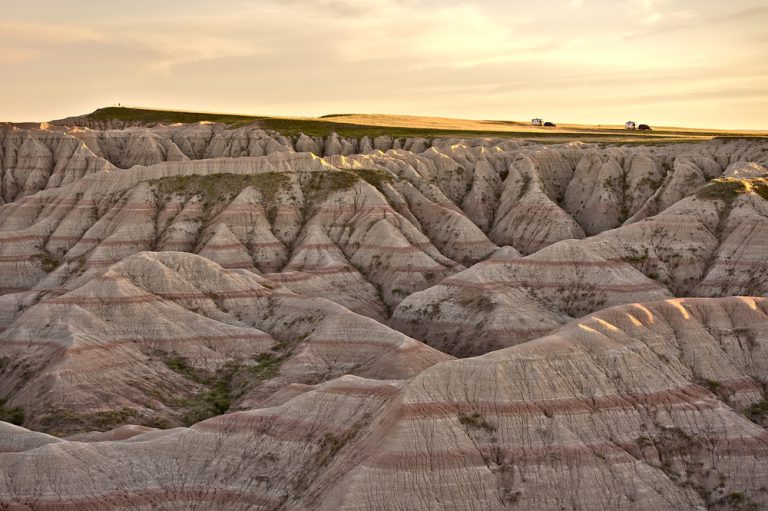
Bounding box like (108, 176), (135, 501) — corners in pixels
(0, 0), (766, 129)
(0, 21), (104, 44)
(718, 5), (768, 22)
(0, 47), (41, 64)
(622, 0), (692, 25)
(272, 0), (373, 17)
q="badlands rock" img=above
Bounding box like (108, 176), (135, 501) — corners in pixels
(336, 297), (768, 511)
(391, 240), (672, 356)
(0, 251), (449, 433)
(392, 176), (768, 356)
(5, 125), (768, 271)
(0, 154), (464, 312)
(0, 118), (767, 509)
(0, 297), (766, 510)
(0, 126), (115, 204)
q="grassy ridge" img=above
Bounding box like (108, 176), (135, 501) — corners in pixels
(89, 107), (256, 125)
(85, 107), (765, 143)
(254, 117), (678, 140)
(695, 177), (768, 202)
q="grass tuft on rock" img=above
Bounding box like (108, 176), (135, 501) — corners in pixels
(0, 398), (25, 426)
(355, 168), (394, 189)
(695, 177), (768, 202)
(161, 351), (290, 427)
(458, 412), (496, 432)
(152, 172), (290, 205)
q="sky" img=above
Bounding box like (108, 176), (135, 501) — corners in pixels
(1, 0), (767, 129)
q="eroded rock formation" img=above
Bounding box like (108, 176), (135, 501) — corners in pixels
(0, 118), (767, 510)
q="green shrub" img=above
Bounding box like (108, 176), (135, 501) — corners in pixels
(0, 399), (25, 426)
(152, 172), (290, 205)
(458, 412), (496, 432)
(746, 399), (768, 426)
(695, 177), (768, 202)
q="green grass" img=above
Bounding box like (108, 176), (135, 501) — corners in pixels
(38, 407), (140, 435)
(162, 351), (290, 426)
(152, 172), (290, 204)
(88, 107), (256, 125)
(746, 399), (768, 426)
(0, 398), (25, 426)
(81, 106), (744, 143)
(458, 412), (496, 432)
(162, 356), (238, 426)
(695, 177), (768, 202)
(245, 352), (288, 381)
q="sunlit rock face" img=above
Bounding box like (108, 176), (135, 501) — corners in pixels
(2, 298), (767, 510)
(1, 120), (767, 510)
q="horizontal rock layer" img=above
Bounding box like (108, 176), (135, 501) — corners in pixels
(0, 297), (766, 510)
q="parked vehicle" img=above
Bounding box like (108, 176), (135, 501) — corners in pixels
(625, 121), (636, 130)
(532, 118), (543, 126)
(544, 122), (556, 127)
(638, 124), (652, 131)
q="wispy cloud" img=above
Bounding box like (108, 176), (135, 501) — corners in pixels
(0, 47), (41, 64)
(0, 0), (766, 129)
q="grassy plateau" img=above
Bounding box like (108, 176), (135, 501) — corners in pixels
(73, 107), (768, 144)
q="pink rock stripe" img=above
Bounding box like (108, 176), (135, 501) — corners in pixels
(367, 431), (768, 470)
(1, 334), (273, 353)
(442, 278), (662, 293)
(398, 384), (716, 419)
(11, 487), (282, 511)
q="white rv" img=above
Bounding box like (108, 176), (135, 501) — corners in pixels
(625, 121), (636, 130)
(532, 118), (543, 126)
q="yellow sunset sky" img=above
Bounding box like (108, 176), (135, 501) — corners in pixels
(1, 0), (766, 129)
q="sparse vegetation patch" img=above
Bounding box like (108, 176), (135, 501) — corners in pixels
(745, 399), (768, 427)
(0, 398), (25, 426)
(34, 252), (61, 272)
(355, 168), (394, 189)
(160, 350), (290, 426)
(39, 407), (140, 435)
(695, 177), (768, 202)
(458, 412), (496, 432)
(153, 172), (290, 205)
(301, 170), (360, 202)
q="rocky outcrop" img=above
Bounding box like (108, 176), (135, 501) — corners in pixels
(0, 251), (449, 433)
(336, 297), (768, 510)
(0, 120), (767, 510)
(392, 178), (768, 356)
(1, 297), (766, 510)
(0, 126), (115, 204)
(390, 240), (672, 356)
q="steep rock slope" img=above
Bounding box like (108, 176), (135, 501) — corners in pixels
(4, 126), (766, 261)
(0, 297), (766, 510)
(3, 130), (766, 321)
(392, 177), (768, 356)
(391, 241), (672, 356)
(0, 153), (467, 317)
(333, 297), (768, 511)
(0, 126), (115, 204)
(0, 251), (449, 434)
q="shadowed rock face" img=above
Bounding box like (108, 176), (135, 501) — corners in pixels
(0, 120), (767, 510)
